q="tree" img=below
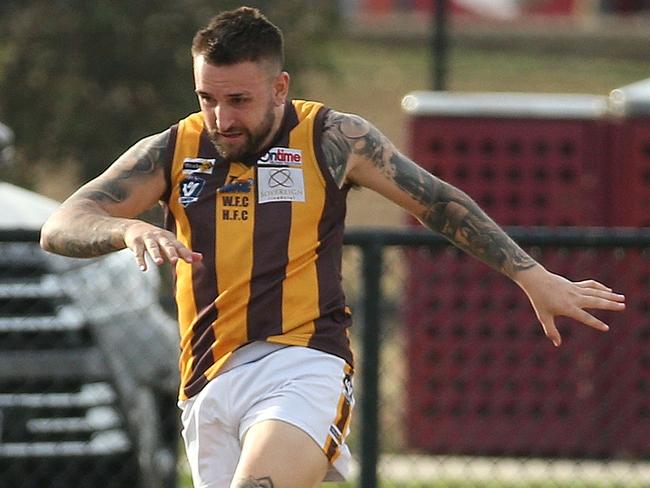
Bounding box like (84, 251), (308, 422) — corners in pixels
(0, 0), (340, 184)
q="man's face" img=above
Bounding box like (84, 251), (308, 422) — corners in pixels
(193, 55), (288, 163)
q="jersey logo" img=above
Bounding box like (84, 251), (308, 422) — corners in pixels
(182, 158), (215, 175)
(257, 147), (302, 166)
(257, 167), (305, 203)
(218, 177), (254, 194)
(343, 373), (354, 405)
(179, 175), (206, 207)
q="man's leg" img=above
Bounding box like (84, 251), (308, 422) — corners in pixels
(230, 419), (328, 488)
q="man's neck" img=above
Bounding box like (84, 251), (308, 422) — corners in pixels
(262, 102), (288, 149)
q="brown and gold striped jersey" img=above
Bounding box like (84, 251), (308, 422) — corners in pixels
(163, 100), (353, 400)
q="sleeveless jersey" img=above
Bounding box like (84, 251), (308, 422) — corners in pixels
(163, 100), (353, 400)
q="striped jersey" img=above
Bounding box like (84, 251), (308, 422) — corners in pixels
(162, 100), (353, 400)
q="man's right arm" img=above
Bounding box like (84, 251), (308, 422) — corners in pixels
(40, 129), (201, 270)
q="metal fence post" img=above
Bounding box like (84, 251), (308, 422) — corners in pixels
(432, 0), (449, 91)
(359, 240), (383, 488)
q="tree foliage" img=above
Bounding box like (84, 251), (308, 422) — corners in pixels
(0, 0), (340, 183)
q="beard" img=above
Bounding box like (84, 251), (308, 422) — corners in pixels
(208, 102), (276, 164)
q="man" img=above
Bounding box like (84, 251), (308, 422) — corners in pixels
(40, 6), (626, 488)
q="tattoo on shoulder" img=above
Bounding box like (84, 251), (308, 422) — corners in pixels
(321, 110), (392, 187)
(235, 476), (274, 488)
(81, 130), (171, 204)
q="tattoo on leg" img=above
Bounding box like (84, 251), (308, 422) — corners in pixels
(235, 476), (274, 488)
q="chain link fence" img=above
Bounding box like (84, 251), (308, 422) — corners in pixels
(1, 227), (649, 487)
(342, 227), (650, 488)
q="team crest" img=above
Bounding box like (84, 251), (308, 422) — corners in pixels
(179, 175), (206, 207)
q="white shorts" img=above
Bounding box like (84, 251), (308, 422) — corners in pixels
(178, 344), (355, 488)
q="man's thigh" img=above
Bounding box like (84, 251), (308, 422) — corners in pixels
(231, 347), (354, 484)
(230, 419), (328, 488)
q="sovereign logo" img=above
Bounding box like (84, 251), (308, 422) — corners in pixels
(182, 158), (215, 175)
(268, 168), (293, 188)
(257, 147), (302, 166)
(179, 176), (206, 207)
(257, 167), (305, 203)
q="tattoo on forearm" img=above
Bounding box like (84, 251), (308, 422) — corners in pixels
(235, 476), (274, 488)
(420, 184), (537, 277)
(54, 232), (117, 258)
(322, 110), (536, 277)
(47, 229), (119, 257)
(389, 154), (536, 276)
(43, 209), (132, 258)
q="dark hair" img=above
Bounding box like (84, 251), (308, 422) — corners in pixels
(192, 6), (284, 69)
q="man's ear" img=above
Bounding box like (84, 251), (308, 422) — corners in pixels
(273, 71), (290, 106)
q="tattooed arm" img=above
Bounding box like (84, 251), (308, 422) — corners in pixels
(322, 110), (535, 278)
(321, 110), (625, 345)
(40, 130), (201, 270)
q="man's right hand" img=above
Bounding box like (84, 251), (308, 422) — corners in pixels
(124, 222), (203, 271)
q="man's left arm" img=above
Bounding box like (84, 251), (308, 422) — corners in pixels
(321, 110), (626, 346)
